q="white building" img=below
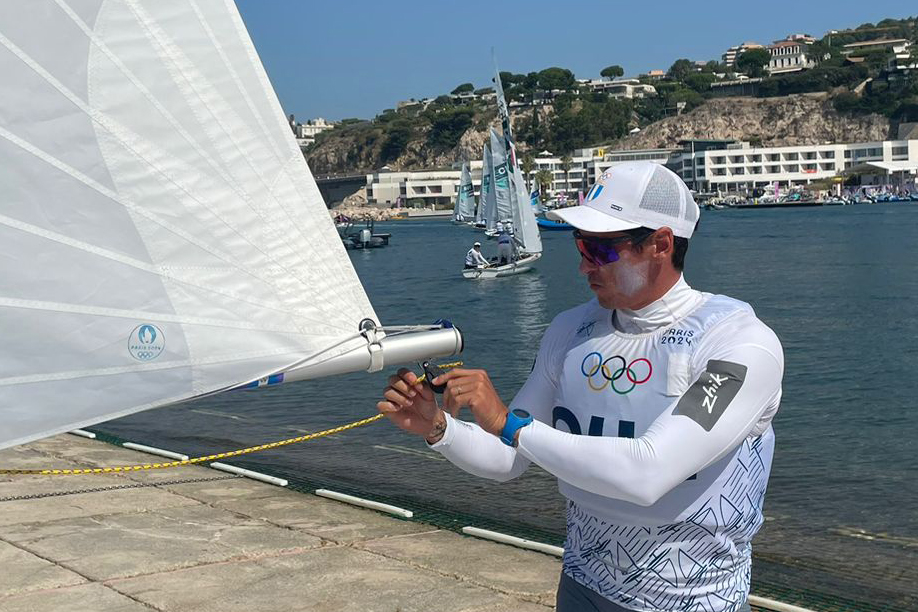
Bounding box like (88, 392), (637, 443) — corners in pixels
(767, 38), (814, 75)
(291, 117), (336, 150)
(669, 138), (918, 194)
(580, 78), (657, 99)
(842, 38), (911, 56)
(722, 42), (764, 67)
(365, 168), (461, 207)
(363, 147), (677, 206)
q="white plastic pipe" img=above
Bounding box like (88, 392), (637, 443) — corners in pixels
(123, 442), (188, 461)
(210, 462), (288, 486)
(461, 526), (564, 557)
(748, 596), (818, 612)
(315, 489), (413, 518)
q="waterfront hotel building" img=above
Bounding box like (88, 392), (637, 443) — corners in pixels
(669, 134), (918, 194)
(364, 131), (918, 206)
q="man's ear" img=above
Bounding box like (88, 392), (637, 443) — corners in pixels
(652, 227), (675, 260)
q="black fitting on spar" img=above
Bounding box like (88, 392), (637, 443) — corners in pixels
(422, 361), (448, 394)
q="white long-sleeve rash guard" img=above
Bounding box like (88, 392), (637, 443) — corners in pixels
(430, 276), (783, 518)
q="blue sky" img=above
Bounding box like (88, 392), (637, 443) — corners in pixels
(235, 1), (914, 121)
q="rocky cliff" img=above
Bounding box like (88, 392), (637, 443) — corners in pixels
(306, 94), (894, 175)
(612, 92), (893, 151)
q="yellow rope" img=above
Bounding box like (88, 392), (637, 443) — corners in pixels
(0, 361), (462, 476)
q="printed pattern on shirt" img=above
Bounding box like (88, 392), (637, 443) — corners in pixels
(563, 435), (770, 612)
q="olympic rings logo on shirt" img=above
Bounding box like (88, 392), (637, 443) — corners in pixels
(580, 352), (652, 394)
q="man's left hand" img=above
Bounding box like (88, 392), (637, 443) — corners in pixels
(432, 368), (507, 437)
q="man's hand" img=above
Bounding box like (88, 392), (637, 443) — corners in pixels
(433, 368), (508, 437)
(377, 368), (445, 442)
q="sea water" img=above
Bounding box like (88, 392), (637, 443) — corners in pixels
(98, 203), (918, 609)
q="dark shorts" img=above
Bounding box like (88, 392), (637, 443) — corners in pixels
(556, 572), (752, 612)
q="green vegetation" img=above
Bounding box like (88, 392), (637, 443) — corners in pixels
(308, 14), (918, 173)
(736, 48), (772, 78)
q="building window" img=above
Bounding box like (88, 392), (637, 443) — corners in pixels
(768, 154), (780, 162)
(821, 151), (835, 159)
(892, 146), (908, 156)
(712, 156), (726, 164)
(784, 152), (799, 161)
(844, 150), (852, 158)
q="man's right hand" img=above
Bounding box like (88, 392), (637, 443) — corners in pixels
(377, 368), (446, 443)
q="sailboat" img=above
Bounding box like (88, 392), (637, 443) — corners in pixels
(452, 162), (475, 223)
(0, 0), (462, 451)
(462, 59), (541, 279)
(474, 142), (492, 229)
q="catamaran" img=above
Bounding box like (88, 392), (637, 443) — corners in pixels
(0, 0), (462, 451)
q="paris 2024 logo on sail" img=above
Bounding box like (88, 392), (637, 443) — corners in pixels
(128, 324), (165, 361)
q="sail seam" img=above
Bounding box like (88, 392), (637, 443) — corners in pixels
(123, 0), (353, 319)
(0, 297), (308, 334)
(0, 212), (347, 333)
(0, 31), (318, 317)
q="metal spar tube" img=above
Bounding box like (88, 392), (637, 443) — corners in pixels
(279, 327), (463, 384)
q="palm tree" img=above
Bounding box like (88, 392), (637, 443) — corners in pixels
(560, 153), (573, 198)
(535, 169), (554, 199)
(521, 152), (534, 191)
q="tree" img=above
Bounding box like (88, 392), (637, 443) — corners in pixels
(521, 152), (535, 191)
(537, 67), (576, 91)
(600, 65), (624, 79)
(736, 48), (772, 78)
(667, 59), (695, 82)
(535, 169), (554, 196)
(560, 154), (573, 194)
(451, 83), (474, 95)
(683, 72), (715, 93)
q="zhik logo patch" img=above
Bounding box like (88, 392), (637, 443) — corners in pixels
(673, 360), (747, 431)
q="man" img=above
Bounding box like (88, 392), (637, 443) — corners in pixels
(465, 241), (489, 269)
(380, 162), (783, 612)
(497, 224), (514, 265)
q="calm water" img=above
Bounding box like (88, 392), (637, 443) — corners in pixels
(97, 203), (918, 608)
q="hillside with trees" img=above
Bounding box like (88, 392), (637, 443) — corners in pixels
(305, 16), (918, 175)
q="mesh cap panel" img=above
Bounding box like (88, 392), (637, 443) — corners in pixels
(638, 166), (682, 218)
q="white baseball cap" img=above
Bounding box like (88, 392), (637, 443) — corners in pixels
(547, 161), (699, 238)
(473, 241), (481, 246)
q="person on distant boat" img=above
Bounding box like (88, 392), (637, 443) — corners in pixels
(464, 241), (489, 269)
(379, 162), (783, 612)
(497, 225), (514, 265)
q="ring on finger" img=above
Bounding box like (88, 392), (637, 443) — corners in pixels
(456, 385), (462, 395)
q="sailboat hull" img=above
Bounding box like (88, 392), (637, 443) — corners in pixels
(462, 253), (541, 279)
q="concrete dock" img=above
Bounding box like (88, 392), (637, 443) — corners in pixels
(0, 434), (560, 612)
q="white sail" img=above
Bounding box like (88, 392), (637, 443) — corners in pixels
(510, 161), (543, 254)
(489, 129), (513, 225)
(476, 144), (490, 226)
(0, 0), (460, 450)
(453, 163), (474, 221)
(484, 143), (499, 230)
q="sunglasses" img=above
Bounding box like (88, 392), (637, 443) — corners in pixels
(573, 229), (654, 266)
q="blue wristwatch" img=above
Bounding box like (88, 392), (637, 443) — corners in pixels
(499, 408), (533, 446)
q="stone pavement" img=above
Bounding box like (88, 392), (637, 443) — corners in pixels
(0, 434), (560, 612)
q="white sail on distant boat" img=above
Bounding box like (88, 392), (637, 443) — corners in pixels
(489, 128), (513, 230)
(0, 0), (461, 450)
(452, 163), (475, 223)
(482, 142), (497, 230)
(463, 56), (541, 279)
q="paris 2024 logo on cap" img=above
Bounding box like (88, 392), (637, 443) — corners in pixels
(128, 324), (165, 361)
